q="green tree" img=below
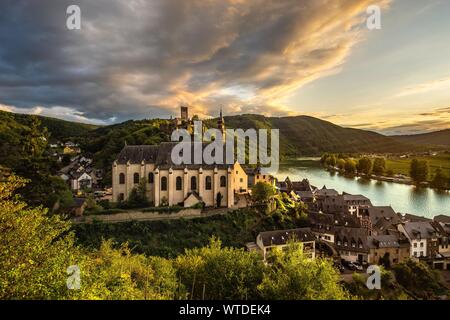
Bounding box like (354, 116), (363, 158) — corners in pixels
(344, 159), (357, 174)
(257, 242), (351, 300)
(357, 157), (372, 175)
(336, 158), (346, 170)
(372, 158), (386, 176)
(409, 159), (429, 184)
(251, 182), (276, 205)
(126, 178), (149, 208)
(325, 155), (337, 167)
(22, 116), (49, 157)
(0, 176), (81, 299)
(393, 259), (447, 299)
(175, 237), (264, 299)
(430, 168), (448, 189)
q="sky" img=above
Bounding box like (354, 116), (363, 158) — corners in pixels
(0, 0), (449, 135)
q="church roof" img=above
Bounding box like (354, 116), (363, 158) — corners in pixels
(116, 142), (234, 169)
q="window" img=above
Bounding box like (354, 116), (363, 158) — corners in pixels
(148, 172), (154, 183)
(413, 243), (417, 248)
(205, 176), (212, 190)
(191, 176), (197, 190)
(220, 176), (226, 187)
(240, 178), (243, 183)
(133, 173), (140, 184)
(413, 252), (417, 257)
(118, 193), (124, 201)
(420, 251), (424, 257)
(161, 177), (167, 191)
(119, 173), (125, 184)
(176, 176), (182, 190)
(420, 242), (424, 248)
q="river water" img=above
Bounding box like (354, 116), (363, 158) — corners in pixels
(272, 158), (449, 218)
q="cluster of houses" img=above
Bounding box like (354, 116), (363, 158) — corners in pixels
(59, 155), (103, 192)
(249, 177), (450, 270)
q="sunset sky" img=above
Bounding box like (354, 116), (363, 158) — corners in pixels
(0, 0), (449, 135)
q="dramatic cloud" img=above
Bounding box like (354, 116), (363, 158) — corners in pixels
(0, 0), (389, 122)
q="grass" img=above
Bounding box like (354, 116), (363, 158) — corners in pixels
(385, 154), (450, 180)
(73, 208), (306, 258)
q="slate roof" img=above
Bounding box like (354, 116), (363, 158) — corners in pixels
(402, 221), (440, 240)
(367, 234), (404, 249)
(434, 215), (450, 224)
(368, 206), (402, 232)
(115, 143), (233, 169)
(258, 228), (316, 247)
(314, 188), (339, 197)
(334, 227), (369, 253)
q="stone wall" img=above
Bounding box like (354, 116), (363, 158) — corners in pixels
(73, 208), (203, 224)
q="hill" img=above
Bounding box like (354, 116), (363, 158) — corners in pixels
(392, 129), (450, 147)
(206, 114), (420, 157)
(0, 110), (98, 141)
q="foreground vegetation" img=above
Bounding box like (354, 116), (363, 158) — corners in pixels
(1, 176), (349, 300)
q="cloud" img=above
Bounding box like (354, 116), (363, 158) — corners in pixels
(395, 77), (450, 97)
(0, 0), (390, 122)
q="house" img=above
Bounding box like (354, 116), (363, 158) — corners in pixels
(314, 186), (339, 199)
(334, 227), (369, 264)
(367, 233), (410, 266)
(254, 228), (316, 261)
(431, 220), (450, 270)
(70, 172), (92, 191)
(67, 198), (87, 217)
(398, 221), (441, 259)
(308, 211), (361, 243)
(112, 142), (248, 208)
(398, 213), (431, 223)
(317, 193), (372, 216)
(245, 166), (275, 188)
(64, 146), (81, 155)
(362, 206), (402, 236)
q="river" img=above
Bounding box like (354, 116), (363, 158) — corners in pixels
(272, 158), (449, 218)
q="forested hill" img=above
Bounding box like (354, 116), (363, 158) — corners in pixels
(0, 110), (98, 141)
(205, 114), (421, 157)
(392, 129), (450, 147)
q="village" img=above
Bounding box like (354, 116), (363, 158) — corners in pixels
(53, 107), (450, 280)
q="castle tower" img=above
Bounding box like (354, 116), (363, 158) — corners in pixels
(180, 106), (188, 121)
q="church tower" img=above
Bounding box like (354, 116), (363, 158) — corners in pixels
(217, 107), (225, 141)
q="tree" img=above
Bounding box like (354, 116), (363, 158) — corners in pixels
(336, 158), (346, 170)
(430, 168), (448, 189)
(257, 242), (351, 300)
(126, 178), (149, 208)
(251, 182), (276, 205)
(344, 159), (357, 174)
(325, 155), (337, 167)
(372, 158), (386, 176)
(0, 176), (81, 299)
(22, 115), (49, 157)
(357, 157), (372, 175)
(175, 237), (264, 299)
(410, 159), (428, 184)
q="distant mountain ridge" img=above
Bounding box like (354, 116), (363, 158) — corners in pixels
(205, 114), (422, 157)
(392, 129), (450, 147)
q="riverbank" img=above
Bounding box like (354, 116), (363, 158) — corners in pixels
(324, 166), (449, 191)
(275, 159), (450, 217)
